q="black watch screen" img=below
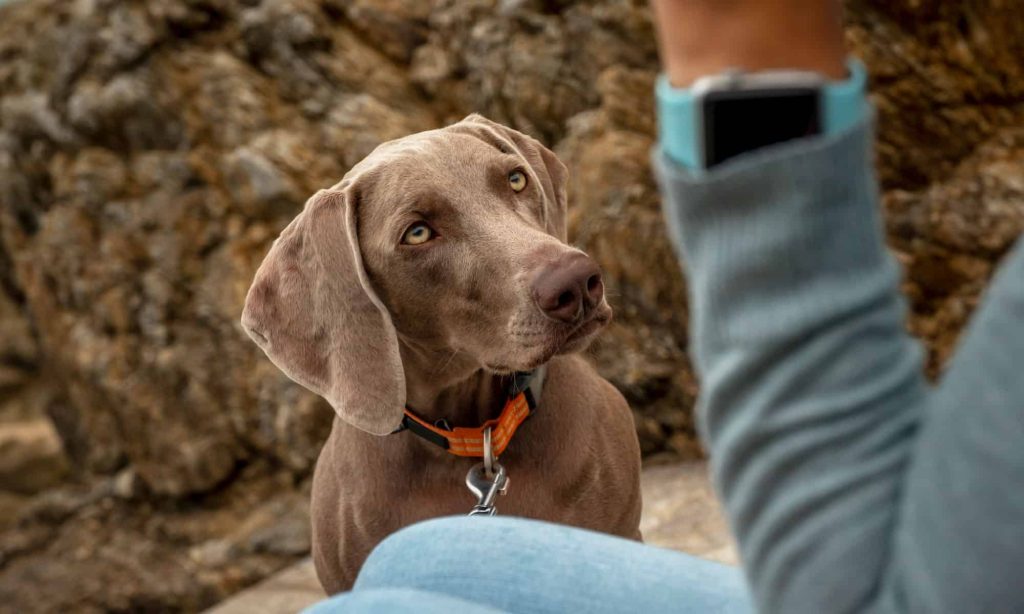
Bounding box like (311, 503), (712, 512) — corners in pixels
(702, 88), (822, 168)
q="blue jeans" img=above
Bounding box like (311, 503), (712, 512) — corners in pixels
(305, 516), (752, 613)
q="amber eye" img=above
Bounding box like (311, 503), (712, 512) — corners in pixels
(509, 169), (528, 192)
(402, 222), (434, 245)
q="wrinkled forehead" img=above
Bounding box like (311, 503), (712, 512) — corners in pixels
(350, 128), (516, 217)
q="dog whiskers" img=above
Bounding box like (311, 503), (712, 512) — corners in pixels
(435, 349), (461, 374)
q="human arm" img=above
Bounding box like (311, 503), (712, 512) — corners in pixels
(651, 2), (930, 611)
(653, 2), (1024, 612)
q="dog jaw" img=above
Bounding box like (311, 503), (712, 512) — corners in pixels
(499, 300), (613, 372)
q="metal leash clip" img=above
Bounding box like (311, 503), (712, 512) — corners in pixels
(466, 461), (508, 516)
(466, 427), (509, 516)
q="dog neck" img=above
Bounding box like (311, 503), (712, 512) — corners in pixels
(398, 342), (507, 427)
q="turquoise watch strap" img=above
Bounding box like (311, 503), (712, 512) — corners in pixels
(655, 75), (702, 169)
(656, 58), (869, 169)
(822, 58), (868, 134)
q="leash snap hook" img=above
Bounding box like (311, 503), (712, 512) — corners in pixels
(465, 461), (508, 516)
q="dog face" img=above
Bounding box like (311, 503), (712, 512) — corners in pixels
(241, 115), (610, 435)
(357, 116), (612, 374)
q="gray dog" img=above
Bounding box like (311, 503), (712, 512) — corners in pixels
(241, 114), (642, 593)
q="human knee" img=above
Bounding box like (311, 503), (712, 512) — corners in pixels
(356, 516), (541, 588)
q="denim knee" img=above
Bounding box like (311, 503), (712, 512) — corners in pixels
(304, 587), (507, 613)
(355, 516), (515, 588)
(352, 516), (753, 614)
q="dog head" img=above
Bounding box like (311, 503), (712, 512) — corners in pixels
(241, 114), (611, 435)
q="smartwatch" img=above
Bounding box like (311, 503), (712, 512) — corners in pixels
(656, 58), (868, 170)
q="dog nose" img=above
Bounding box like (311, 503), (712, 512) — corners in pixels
(532, 253), (604, 323)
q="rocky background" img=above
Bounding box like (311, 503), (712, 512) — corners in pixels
(0, 0), (1021, 611)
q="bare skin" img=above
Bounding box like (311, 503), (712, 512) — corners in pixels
(651, 0), (847, 86)
(242, 115), (643, 593)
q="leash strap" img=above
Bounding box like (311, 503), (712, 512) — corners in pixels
(396, 368), (544, 458)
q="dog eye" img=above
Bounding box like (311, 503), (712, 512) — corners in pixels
(401, 222), (434, 245)
(508, 169), (528, 192)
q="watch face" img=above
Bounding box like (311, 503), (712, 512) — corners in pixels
(702, 88), (822, 167)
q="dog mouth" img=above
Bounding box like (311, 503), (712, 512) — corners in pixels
(561, 311), (610, 348)
(495, 305), (612, 372)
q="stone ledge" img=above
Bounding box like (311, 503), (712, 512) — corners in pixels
(0, 419), (69, 495)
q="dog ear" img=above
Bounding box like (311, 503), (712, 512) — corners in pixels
(458, 114), (569, 241)
(241, 188), (405, 435)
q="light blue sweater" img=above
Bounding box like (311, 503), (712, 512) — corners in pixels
(655, 120), (1024, 613)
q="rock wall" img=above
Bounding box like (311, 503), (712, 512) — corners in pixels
(847, 0), (1024, 369)
(0, 0), (1021, 610)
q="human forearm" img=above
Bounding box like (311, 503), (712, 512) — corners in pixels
(654, 124), (929, 612)
(650, 0), (847, 86)
(651, 4), (936, 609)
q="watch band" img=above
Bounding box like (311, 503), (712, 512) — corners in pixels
(656, 58), (869, 169)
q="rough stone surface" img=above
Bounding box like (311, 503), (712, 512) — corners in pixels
(0, 0), (1020, 611)
(0, 419), (68, 495)
(0, 289), (35, 395)
(0, 462), (311, 613)
(844, 0), (1024, 375)
(0, 491), (30, 532)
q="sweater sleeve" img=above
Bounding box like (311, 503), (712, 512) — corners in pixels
(880, 236), (1024, 613)
(653, 121), (931, 613)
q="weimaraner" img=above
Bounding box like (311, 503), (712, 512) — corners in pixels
(241, 114), (642, 593)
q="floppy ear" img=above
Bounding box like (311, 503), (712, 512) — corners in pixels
(241, 188), (405, 435)
(457, 114), (569, 241)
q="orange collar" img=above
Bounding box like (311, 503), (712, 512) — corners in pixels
(396, 370), (545, 458)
